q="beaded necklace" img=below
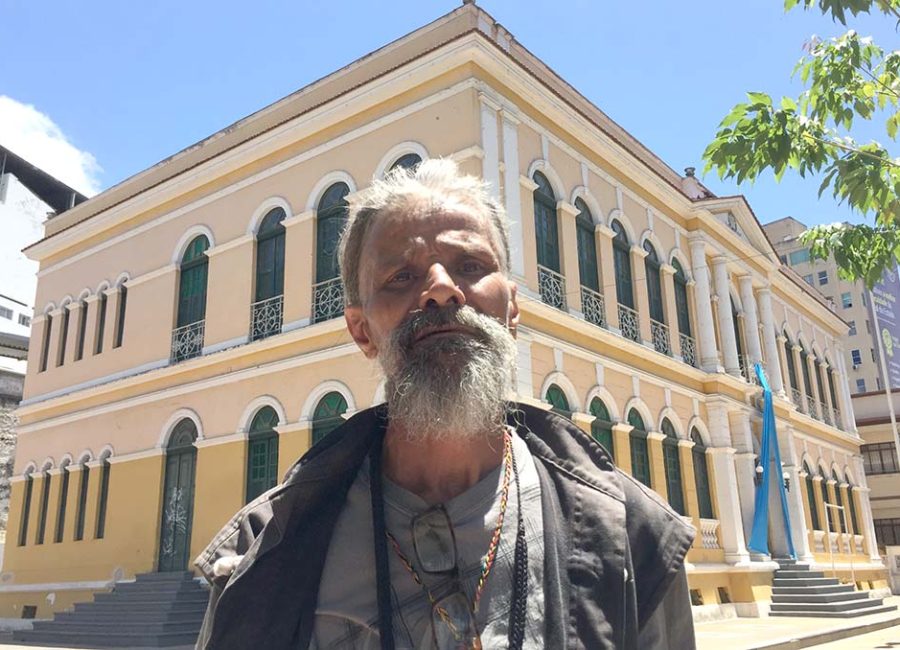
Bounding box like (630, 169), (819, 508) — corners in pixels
(385, 430), (512, 629)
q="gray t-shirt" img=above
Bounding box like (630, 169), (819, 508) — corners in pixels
(312, 432), (545, 649)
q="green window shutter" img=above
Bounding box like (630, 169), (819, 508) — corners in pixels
(177, 236), (210, 327)
(18, 475), (33, 546)
(533, 173), (560, 272)
(848, 485), (860, 534)
(673, 261), (692, 337)
(95, 294), (107, 355)
(75, 301), (88, 360)
(827, 370), (838, 409)
(39, 316), (52, 371)
(57, 307), (70, 366)
(36, 472), (51, 544)
(74, 464), (90, 541)
(589, 398), (614, 460)
(255, 209), (286, 301)
(785, 338), (798, 390)
(661, 420), (685, 515)
(390, 153), (422, 172)
(627, 410), (651, 488)
(801, 350), (814, 398)
(54, 467), (70, 543)
(114, 286), (127, 348)
(575, 199), (599, 292)
(815, 358), (827, 405)
(245, 407), (281, 503)
(612, 221), (634, 308)
(804, 463), (820, 530)
(315, 184), (350, 284)
(312, 392), (349, 445)
(691, 429), (714, 519)
(95, 460), (111, 539)
(644, 242), (664, 322)
(545, 384), (570, 417)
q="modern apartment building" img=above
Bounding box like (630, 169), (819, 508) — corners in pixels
(763, 217), (879, 395)
(5, 2), (887, 623)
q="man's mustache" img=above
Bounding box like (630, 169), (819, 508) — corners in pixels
(394, 306), (501, 350)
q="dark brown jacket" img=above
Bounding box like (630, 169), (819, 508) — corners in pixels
(195, 403), (696, 649)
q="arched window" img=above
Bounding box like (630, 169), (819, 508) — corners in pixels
(847, 480), (860, 535)
(731, 298), (747, 379)
(54, 461), (71, 543)
(815, 356), (827, 416)
(95, 456), (111, 539)
(827, 368), (839, 413)
(612, 221), (639, 343)
(313, 183), (350, 323)
(159, 421), (197, 571)
(39, 314), (52, 372)
(252, 208), (286, 341)
(36, 469), (52, 544)
(691, 429), (714, 519)
(661, 419), (685, 515)
(312, 392), (348, 445)
(75, 299), (88, 361)
(803, 461), (821, 530)
(246, 406), (280, 503)
(390, 153), (422, 172)
(627, 409), (651, 488)
(545, 384), (570, 417)
(673, 260), (696, 367)
(590, 398), (614, 460)
(819, 467), (835, 531)
(533, 172), (564, 310)
(645, 242), (669, 355)
(114, 283), (128, 349)
(832, 470), (844, 532)
(74, 460), (90, 541)
(785, 335), (799, 395)
(57, 305), (70, 366)
(173, 235), (210, 362)
(95, 292), (107, 355)
(18, 471), (34, 546)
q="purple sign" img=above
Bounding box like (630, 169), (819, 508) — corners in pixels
(871, 265), (900, 390)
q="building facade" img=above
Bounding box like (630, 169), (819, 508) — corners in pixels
(855, 390), (900, 549)
(763, 217), (881, 395)
(4, 3), (888, 622)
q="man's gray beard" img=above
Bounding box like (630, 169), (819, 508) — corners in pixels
(380, 306), (517, 443)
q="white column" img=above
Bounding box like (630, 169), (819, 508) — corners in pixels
(729, 410), (757, 544)
(501, 109), (524, 281)
(834, 347), (857, 433)
(479, 92), (501, 201)
(708, 447), (751, 564)
(688, 237), (720, 372)
(738, 275), (763, 366)
(515, 332), (534, 401)
(784, 463), (814, 561)
(712, 257), (741, 376)
(852, 455), (881, 560)
(757, 288), (785, 396)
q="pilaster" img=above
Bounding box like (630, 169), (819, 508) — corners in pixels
(478, 92), (501, 200)
(661, 263), (681, 357)
(611, 422), (633, 477)
(758, 288), (785, 395)
(66, 301), (85, 363)
(82, 295), (100, 360)
(646, 432), (668, 501)
(501, 110), (525, 281)
(558, 200), (582, 313)
(631, 245), (652, 345)
(688, 238), (720, 371)
(712, 257), (740, 376)
(282, 210), (314, 329)
(64, 464), (82, 543)
(101, 287), (120, 355)
(738, 276), (763, 366)
(784, 463), (813, 561)
(596, 225), (619, 330)
(707, 447), (751, 564)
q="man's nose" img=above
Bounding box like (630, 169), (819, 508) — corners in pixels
(420, 263), (466, 310)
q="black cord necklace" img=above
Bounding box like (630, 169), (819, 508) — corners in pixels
(370, 430), (528, 650)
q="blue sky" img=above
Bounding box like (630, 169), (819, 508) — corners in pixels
(3, 0), (896, 227)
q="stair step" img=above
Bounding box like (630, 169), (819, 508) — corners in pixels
(772, 591), (868, 604)
(772, 584), (855, 595)
(32, 619), (202, 634)
(13, 629), (201, 647)
(94, 590), (209, 604)
(134, 571), (194, 582)
(769, 604), (898, 619)
(55, 609), (205, 624)
(772, 577), (841, 587)
(774, 570), (825, 579)
(771, 597), (883, 613)
(74, 600), (208, 614)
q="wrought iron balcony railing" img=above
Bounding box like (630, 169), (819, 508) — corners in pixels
(250, 295), (283, 342)
(650, 319), (671, 356)
(820, 402), (833, 426)
(538, 265), (567, 311)
(806, 395), (819, 420)
(791, 387), (805, 413)
(312, 277), (345, 324)
(617, 303), (640, 343)
(171, 320), (205, 363)
(679, 333), (698, 368)
(580, 286), (606, 329)
(833, 407), (843, 429)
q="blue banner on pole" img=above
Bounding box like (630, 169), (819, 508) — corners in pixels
(871, 265), (900, 391)
(748, 363), (796, 559)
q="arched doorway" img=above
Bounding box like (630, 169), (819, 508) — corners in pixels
(158, 418), (198, 571)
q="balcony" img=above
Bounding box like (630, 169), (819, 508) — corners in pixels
(820, 401), (833, 426)
(650, 319), (671, 356)
(580, 286), (606, 329)
(680, 333), (698, 368)
(250, 295), (283, 342)
(538, 265), (566, 311)
(791, 387), (805, 413)
(617, 304), (640, 343)
(806, 395), (819, 420)
(312, 277), (345, 324)
(171, 321), (205, 363)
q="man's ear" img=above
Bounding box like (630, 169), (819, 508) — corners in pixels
(345, 305), (379, 359)
(506, 280), (520, 337)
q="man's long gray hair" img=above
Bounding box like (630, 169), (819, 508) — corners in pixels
(338, 158), (511, 307)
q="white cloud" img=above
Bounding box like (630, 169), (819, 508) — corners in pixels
(0, 95), (102, 196)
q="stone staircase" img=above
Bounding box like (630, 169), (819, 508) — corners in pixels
(13, 571), (209, 647)
(770, 558), (896, 618)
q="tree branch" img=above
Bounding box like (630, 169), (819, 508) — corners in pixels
(802, 131), (900, 166)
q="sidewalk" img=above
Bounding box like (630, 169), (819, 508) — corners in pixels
(696, 596), (900, 650)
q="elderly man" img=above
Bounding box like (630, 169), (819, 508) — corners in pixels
(195, 159), (696, 649)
